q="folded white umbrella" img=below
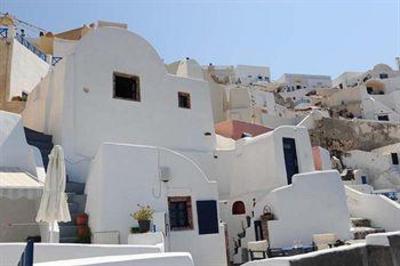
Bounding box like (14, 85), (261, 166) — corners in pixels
(36, 145), (71, 225)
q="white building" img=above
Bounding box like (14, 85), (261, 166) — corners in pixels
(23, 25), (216, 182)
(21, 23), (226, 266)
(277, 73), (332, 102)
(234, 65), (270, 85)
(333, 63), (400, 90)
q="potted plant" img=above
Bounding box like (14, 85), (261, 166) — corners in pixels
(76, 213), (89, 226)
(77, 226), (91, 243)
(131, 204), (154, 233)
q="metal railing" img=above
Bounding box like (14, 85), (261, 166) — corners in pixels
(0, 27), (7, 39)
(51, 56), (62, 66)
(15, 32), (47, 62)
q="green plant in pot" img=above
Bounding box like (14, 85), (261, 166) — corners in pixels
(131, 204), (154, 233)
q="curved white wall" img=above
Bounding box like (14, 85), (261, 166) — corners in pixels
(23, 27), (216, 182)
(346, 186), (400, 232)
(85, 143), (227, 266)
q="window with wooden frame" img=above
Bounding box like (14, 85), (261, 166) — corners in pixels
(113, 72), (140, 101)
(168, 196), (193, 231)
(178, 92), (191, 109)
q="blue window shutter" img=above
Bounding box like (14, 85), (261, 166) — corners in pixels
(196, 200), (219, 235)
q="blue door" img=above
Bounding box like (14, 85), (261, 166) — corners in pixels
(282, 137), (299, 184)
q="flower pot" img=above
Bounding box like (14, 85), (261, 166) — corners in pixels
(138, 220), (150, 233)
(77, 225), (89, 237)
(76, 213), (89, 226)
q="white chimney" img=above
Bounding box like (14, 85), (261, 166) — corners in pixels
(396, 57), (400, 71)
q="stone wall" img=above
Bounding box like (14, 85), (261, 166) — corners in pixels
(0, 38), (25, 113)
(309, 117), (400, 153)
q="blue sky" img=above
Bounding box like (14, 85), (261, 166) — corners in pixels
(2, 0), (400, 79)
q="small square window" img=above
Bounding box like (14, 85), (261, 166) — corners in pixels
(379, 73), (389, 79)
(178, 92), (191, 109)
(391, 153), (399, 165)
(168, 196), (193, 231)
(113, 72), (140, 101)
(378, 115), (389, 121)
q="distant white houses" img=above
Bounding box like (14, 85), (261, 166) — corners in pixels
(276, 73), (332, 102)
(204, 64), (270, 86)
(333, 64), (400, 90)
(234, 65), (271, 85)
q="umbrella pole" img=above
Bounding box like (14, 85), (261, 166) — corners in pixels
(49, 222), (54, 243)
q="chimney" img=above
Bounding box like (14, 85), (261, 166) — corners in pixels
(396, 57), (400, 71)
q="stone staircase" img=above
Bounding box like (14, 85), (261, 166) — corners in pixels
(350, 217), (385, 240)
(24, 127), (53, 168)
(24, 127), (89, 243)
(59, 181), (88, 243)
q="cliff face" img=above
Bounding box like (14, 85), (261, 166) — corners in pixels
(309, 117), (400, 154)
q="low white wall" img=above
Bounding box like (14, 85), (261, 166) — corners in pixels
(0, 198), (40, 242)
(346, 186), (400, 232)
(36, 252), (194, 266)
(0, 243), (161, 265)
(0, 111), (38, 177)
(255, 170), (352, 248)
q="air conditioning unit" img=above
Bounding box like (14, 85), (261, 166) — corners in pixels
(159, 167), (171, 182)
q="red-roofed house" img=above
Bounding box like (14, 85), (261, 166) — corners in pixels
(215, 120), (272, 140)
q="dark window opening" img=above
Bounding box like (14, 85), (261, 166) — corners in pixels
(113, 72), (140, 101)
(367, 87), (373, 94)
(282, 137), (299, 184)
(378, 115), (389, 121)
(168, 196), (193, 231)
(380, 73), (389, 79)
(392, 153), (399, 165)
(232, 201), (246, 215)
(361, 176), (368, 184)
(178, 92), (191, 109)
(296, 85), (302, 90)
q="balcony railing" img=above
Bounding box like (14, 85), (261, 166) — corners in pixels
(15, 32), (47, 62)
(51, 56), (62, 66)
(0, 28), (7, 39)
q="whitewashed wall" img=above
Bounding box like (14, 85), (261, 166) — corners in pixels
(0, 111), (39, 176)
(342, 150), (400, 190)
(8, 39), (49, 100)
(215, 126), (315, 199)
(85, 143), (227, 266)
(254, 170), (352, 248)
(35, 253), (194, 266)
(0, 243), (161, 265)
(346, 186), (400, 232)
(23, 27), (216, 182)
